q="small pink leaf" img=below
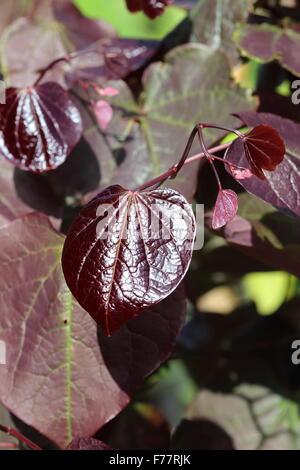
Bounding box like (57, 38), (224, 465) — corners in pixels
(98, 86), (119, 97)
(92, 100), (113, 130)
(230, 166), (253, 180)
(212, 189), (238, 229)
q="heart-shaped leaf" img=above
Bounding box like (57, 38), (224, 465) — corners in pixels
(234, 22), (300, 77)
(224, 112), (300, 218)
(239, 125), (285, 180)
(212, 189), (238, 230)
(0, 82), (82, 172)
(62, 185), (195, 335)
(92, 100), (113, 131)
(0, 211), (187, 447)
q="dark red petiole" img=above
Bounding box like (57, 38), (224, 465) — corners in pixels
(0, 423), (42, 450)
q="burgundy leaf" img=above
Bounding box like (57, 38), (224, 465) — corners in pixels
(52, 0), (116, 50)
(98, 284), (187, 394)
(224, 112), (300, 219)
(93, 100), (113, 131)
(66, 38), (158, 87)
(125, 0), (172, 18)
(0, 82), (82, 172)
(240, 125), (285, 180)
(0, 158), (31, 227)
(0, 212), (129, 448)
(212, 189), (238, 230)
(62, 185), (195, 336)
(66, 437), (111, 450)
(234, 23), (300, 77)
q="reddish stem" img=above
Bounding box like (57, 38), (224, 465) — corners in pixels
(200, 122), (244, 138)
(34, 56), (71, 87)
(197, 126), (222, 190)
(136, 122), (249, 192)
(135, 142), (231, 191)
(33, 48), (103, 87)
(0, 423), (42, 450)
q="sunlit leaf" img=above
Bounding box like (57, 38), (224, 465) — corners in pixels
(62, 185), (195, 335)
(0, 82), (82, 172)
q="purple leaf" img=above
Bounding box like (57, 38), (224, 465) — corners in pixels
(125, 0), (172, 18)
(0, 212), (130, 448)
(52, 0), (116, 50)
(0, 158), (31, 227)
(240, 125), (285, 180)
(234, 23), (300, 77)
(92, 100), (113, 131)
(82, 45), (255, 203)
(191, 0), (251, 66)
(212, 189), (238, 230)
(66, 437), (111, 450)
(0, 82), (82, 172)
(62, 185), (195, 336)
(98, 284), (187, 394)
(1, 16), (68, 88)
(224, 112), (300, 219)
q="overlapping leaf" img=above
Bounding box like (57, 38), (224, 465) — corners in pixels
(0, 158), (31, 227)
(234, 23), (300, 77)
(62, 185), (195, 335)
(66, 437), (111, 450)
(0, 212), (129, 448)
(98, 283), (187, 394)
(190, 0), (253, 64)
(91, 45), (255, 202)
(225, 112), (300, 218)
(0, 211), (188, 447)
(0, 82), (82, 172)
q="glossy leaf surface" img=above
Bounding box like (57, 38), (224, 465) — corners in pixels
(62, 185), (195, 335)
(239, 125), (285, 180)
(0, 82), (82, 172)
(225, 112), (300, 218)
